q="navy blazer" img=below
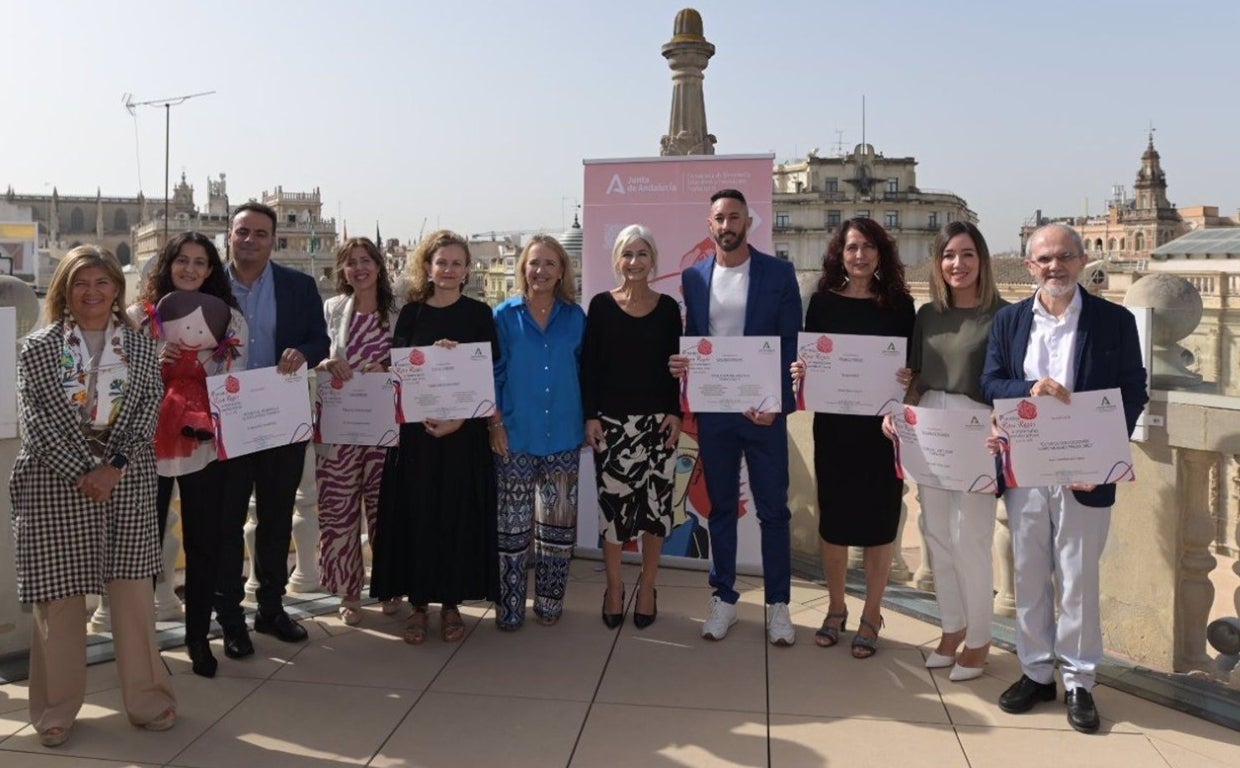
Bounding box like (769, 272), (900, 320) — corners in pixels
(681, 247), (803, 413)
(981, 289), (1148, 508)
(271, 261), (330, 369)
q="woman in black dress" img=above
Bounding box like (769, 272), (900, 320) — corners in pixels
(792, 217), (914, 658)
(369, 230), (500, 645)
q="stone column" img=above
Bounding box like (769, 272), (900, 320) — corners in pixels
(1175, 448), (1217, 673)
(658, 9), (717, 156)
(890, 483), (913, 584)
(153, 504), (184, 621)
(909, 485), (934, 590)
(993, 497), (1016, 618)
(1231, 456), (1240, 688)
(288, 446), (322, 593)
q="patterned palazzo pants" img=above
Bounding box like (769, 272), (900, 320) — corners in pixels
(314, 444), (387, 599)
(595, 414), (675, 544)
(495, 449), (579, 628)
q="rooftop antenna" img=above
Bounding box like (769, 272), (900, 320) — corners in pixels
(831, 129), (846, 157)
(861, 95), (866, 150)
(123, 90), (216, 243)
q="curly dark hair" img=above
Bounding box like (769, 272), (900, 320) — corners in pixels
(334, 237), (396, 327)
(140, 231), (239, 309)
(816, 217), (909, 308)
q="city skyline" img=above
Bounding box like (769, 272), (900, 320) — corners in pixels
(4, 0), (1238, 251)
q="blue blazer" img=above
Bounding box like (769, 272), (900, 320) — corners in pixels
(682, 248), (802, 413)
(981, 289), (1148, 508)
(271, 261), (330, 369)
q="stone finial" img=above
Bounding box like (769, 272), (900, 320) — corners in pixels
(671, 8), (705, 41)
(659, 8), (717, 156)
(0, 275), (41, 338)
(1123, 273), (1204, 388)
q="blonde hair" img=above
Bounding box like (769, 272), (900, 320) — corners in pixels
(44, 245), (132, 327)
(516, 235), (576, 303)
(611, 224), (659, 280)
(928, 222), (1000, 312)
(405, 229), (471, 304)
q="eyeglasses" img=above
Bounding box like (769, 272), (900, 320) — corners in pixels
(1028, 254), (1080, 267)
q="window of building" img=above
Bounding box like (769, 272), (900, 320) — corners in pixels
(884, 211), (899, 228)
(277, 237), (288, 250)
(775, 212), (790, 227)
(824, 177), (839, 193)
(886, 178), (899, 193)
(928, 212), (939, 229)
(826, 210), (842, 228)
(945, 212), (954, 223)
(69, 207), (85, 232)
(287, 213), (297, 224)
(775, 244), (790, 260)
(1134, 232), (1145, 251)
(1120, 237), (1126, 250)
(113, 208), (128, 232)
(1108, 237), (1117, 251)
(856, 210), (870, 220)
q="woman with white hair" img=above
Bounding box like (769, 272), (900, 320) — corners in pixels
(581, 224), (682, 629)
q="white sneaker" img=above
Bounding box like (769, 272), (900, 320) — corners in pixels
(701, 596), (738, 640)
(767, 602), (795, 646)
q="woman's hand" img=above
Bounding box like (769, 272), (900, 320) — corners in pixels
(1030, 377), (1071, 404)
(277, 347), (306, 375)
(585, 418), (606, 453)
(881, 413), (897, 441)
(424, 418), (463, 439)
(896, 367), (914, 388)
(744, 408), (775, 427)
(668, 354), (689, 379)
(434, 339), (459, 349)
(489, 420), (509, 458)
(317, 357), (353, 382)
(76, 465), (122, 504)
(359, 361), (386, 374)
(160, 340), (184, 365)
(660, 414), (682, 448)
(790, 359), (806, 382)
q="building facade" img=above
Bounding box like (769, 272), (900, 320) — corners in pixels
(771, 143), (976, 271)
(1, 184), (167, 268)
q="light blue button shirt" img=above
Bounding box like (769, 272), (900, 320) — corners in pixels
(228, 260), (277, 370)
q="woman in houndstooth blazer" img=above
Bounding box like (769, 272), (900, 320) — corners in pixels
(10, 246), (176, 748)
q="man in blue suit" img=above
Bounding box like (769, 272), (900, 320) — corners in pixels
(670, 189), (802, 645)
(981, 223), (1147, 733)
(216, 202), (330, 660)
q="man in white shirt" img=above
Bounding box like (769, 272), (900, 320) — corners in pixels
(670, 189), (803, 646)
(981, 223), (1147, 733)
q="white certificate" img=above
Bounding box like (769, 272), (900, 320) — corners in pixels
(390, 343), (497, 422)
(314, 371), (400, 447)
(994, 388), (1135, 488)
(679, 336), (781, 414)
(207, 365), (313, 460)
(893, 405), (998, 494)
(795, 332), (906, 415)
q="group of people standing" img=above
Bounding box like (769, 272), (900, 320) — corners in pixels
(9, 188), (1145, 748)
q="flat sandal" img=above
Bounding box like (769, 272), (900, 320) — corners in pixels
(441, 607), (466, 643)
(403, 610), (428, 645)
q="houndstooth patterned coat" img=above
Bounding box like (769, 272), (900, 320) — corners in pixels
(9, 320), (164, 603)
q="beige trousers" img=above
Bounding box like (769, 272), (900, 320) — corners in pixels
(29, 578), (176, 733)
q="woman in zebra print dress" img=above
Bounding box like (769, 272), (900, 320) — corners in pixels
(581, 225), (682, 630)
(314, 238), (398, 626)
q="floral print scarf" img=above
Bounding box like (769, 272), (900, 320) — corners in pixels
(60, 317), (129, 430)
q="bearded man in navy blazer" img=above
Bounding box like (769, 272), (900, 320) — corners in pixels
(981, 223), (1147, 733)
(669, 189), (802, 646)
(216, 201), (330, 659)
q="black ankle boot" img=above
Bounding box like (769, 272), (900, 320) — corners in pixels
(187, 639), (218, 678)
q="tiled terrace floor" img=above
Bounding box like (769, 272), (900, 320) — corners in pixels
(0, 560), (1236, 767)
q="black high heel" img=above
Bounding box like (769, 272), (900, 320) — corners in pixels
(633, 587), (658, 629)
(187, 638), (218, 678)
(602, 588), (625, 629)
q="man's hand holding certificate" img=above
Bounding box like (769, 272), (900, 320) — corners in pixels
(795, 332), (906, 415)
(679, 336), (781, 414)
(892, 405), (997, 493)
(390, 343), (496, 423)
(314, 371), (399, 447)
(207, 365), (313, 460)
(994, 387), (1136, 488)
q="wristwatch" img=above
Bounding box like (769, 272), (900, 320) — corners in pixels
(106, 453), (129, 473)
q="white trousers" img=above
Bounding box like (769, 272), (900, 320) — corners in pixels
(917, 390), (997, 649)
(1005, 484), (1111, 691)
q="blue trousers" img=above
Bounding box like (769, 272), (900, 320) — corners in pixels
(697, 413), (791, 605)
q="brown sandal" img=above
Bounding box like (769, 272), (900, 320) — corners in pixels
(441, 607), (466, 643)
(403, 609), (428, 645)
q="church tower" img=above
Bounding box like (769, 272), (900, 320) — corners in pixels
(1134, 133), (1171, 212)
(659, 9), (716, 156)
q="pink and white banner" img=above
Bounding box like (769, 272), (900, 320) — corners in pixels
(577, 154), (774, 569)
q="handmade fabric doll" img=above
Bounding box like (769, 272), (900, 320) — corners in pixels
(154, 291), (235, 459)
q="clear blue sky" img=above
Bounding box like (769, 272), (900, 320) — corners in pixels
(4, 0), (1237, 251)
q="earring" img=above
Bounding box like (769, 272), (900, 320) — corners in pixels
(873, 270), (881, 281)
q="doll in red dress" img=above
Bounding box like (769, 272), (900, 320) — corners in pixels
(154, 291), (234, 459)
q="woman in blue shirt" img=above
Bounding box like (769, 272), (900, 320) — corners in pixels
(490, 235), (586, 629)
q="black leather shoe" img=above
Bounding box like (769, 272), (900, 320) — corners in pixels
(633, 588), (658, 630)
(222, 626), (254, 659)
(187, 639), (218, 678)
(998, 674), (1057, 713)
(602, 588), (625, 629)
(254, 611), (309, 643)
(1065, 687), (1101, 733)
